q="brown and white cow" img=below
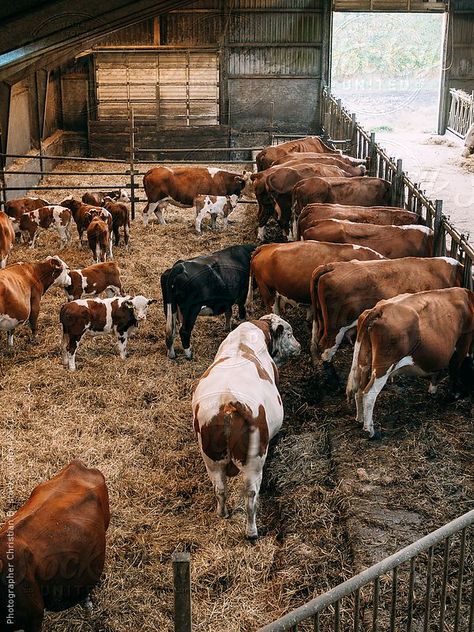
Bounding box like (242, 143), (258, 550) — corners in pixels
(192, 314), (300, 539)
(262, 164), (351, 238)
(103, 197), (130, 247)
(346, 287), (474, 437)
(0, 256), (71, 347)
(63, 262), (123, 301)
(303, 220), (433, 259)
(296, 203), (419, 240)
(82, 189), (130, 206)
(292, 176), (392, 223)
(194, 194), (238, 233)
(4, 197), (50, 235)
(59, 197), (105, 244)
(60, 295), (156, 370)
(19, 205), (72, 249)
(255, 136), (341, 171)
(0, 211), (15, 268)
(86, 217), (110, 263)
(0, 460), (109, 632)
(271, 151), (367, 172)
(311, 257), (463, 368)
(142, 166), (251, 226)
(246, 241), (384, 315)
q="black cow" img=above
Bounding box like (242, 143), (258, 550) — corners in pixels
(161, 244), (256, 359)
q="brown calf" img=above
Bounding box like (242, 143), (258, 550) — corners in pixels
(4, 197), (49, 235)
(0, 211), (15, 268)
(103, 197), (130, 246)
(82, 189), (130, 206)
(87, 217), (110, 263)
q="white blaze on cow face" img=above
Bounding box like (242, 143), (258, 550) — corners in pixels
(129, 295), (157, 323)
(260, 314), (301, 366)
(49, 256), (71, 287)
(117, 189), (130, 203)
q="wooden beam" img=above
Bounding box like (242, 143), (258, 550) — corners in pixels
(153, 17), (161, 45)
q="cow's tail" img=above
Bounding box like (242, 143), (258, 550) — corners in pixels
(346, 310), (377, 403)
(222, 402), (261, 477)
(245, 268), (254, 312)
(310, 263), (334, 365)
(161, 265), (182, 342)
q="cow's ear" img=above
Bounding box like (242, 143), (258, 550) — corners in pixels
(273, 324), (284, 339)
(147, 298), (158, 305)
(123, 299), (134, 310)
(234, 175), (244, 184)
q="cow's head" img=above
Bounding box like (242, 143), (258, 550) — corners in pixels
(117, 189), (131, 203)
(47, 255), (71, 288)
(257, 314), (301, 367)
(59, 196), (80, 215)
(124, 295), (157, 324)
(234, 171), (253, 197)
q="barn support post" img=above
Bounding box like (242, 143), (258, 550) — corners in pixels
(350, 112), (357, 157)
(172, 552), (192, 632)
(390, 159), (403, 206)
(433, 200), (446, 257)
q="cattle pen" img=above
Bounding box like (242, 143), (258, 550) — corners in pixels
(0, 88), (473, 632)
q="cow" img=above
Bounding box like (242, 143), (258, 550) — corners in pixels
(161, 244), (256, 360)
(311, 257), (463, 370)
(462, 123), (474, 158)
(255, 136), (341, 171)
(142, 167), (252, 226)
(297, 203), (419, 240)
(292, 176), (392, 225)
(194, 194), (238, 233)
(0, 460), (109, 632)
(271, 152), (367, 173)
(246, 241), (384, 315)
(346, 287), (474, 438)
(86, 217), (110, 263)
(60, 295), (156, 371)
(259, 163), (350, 239)
(59, 197), (105, 244)
(19, 205), (72, 249)
(103, 197), (130, 247)
(82, 189), (130, 206)
(4, 197), (50, 236)
(63, 262), (123, 301)
(0, 256), (71, 347)
(0, 211), (15, 268)
(192, 314), (301, 539)
(303, 221), (433, 259)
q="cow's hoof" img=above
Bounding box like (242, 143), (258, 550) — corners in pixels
(167, 348), (176, 360)
(246, 534), (259, 544)
(366, 430), (381, 440)
(184, 348), (193, 360)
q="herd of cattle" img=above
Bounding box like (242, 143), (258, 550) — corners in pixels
(1, 134), (473, 630)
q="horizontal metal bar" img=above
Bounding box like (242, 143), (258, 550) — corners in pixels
(4, 171), (129, 176)
(134, 160), (255, 164)
(3, 185), (132, 191)
(258, 509), (474, 632)
(134, 147), (262, 153)
(1, 153), (128, 164)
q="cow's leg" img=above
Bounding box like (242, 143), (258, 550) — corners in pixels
(29, 296), (41, 340)
(362, 370), (391, 437)
(7, 330), (14, 347)
(124, 223), (130, 248)
(206, 464), (229, 518)
(237, 302), (246, 321)
(165, 303), (178, 359)
(179, 306), (201, 360)
(108, 238), (113, 260)
(148, 200), (167, 225)
(223, 216), (229, 230)
(113, 227), (120, 246)
(0, 255), (7, 268)
(242, 465), (263, 540)
(195, 209), (206, 233)
(224, 308), (233, 332)
(116, 331), (129, 359)
(321, 320), (358, 364)
(210, 213), (217, 230)
(66, 335), (81, 371)
(257, 225), (265, 241)
(61, 332), (70, 367)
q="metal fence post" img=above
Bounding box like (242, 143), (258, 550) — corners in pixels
(173, 552), (192, 632)
(368, 132), (377, 177)
(128, 107), (136, 221)
(396, 159), (404, 207)
(433, 200), (446, 257)
(351, 112), (357, 158)
(391, 159), (403, 206)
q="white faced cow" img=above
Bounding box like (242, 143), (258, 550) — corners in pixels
(192, 314), (301, 539)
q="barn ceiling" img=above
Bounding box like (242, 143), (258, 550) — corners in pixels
(0, 0), (198, 81)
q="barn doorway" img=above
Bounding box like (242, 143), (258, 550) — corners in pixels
(330, 12), (445, 140)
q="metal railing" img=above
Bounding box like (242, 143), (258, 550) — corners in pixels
(258, 509), (474, 632)
(320, 87), (473, 290)
(447, 89), (474, 139)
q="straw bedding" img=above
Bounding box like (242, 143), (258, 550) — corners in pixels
(0, 161), (472, 631)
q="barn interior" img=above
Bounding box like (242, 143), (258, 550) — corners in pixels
(0, 1), (473, 631)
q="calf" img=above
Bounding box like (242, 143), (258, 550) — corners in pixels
(0, 256), (71, 346)
(63, 262), (123, 301)
(142, 166), (251, 226)
(297, 203), (419, 240)
(60, 295), (156, 371)
(0, 460), (109, 632)
(4, 197), (49, 235)
(59, 197), (104, 244)
(0, 211), (15, 268)
(303, 220), (433, 259)
(247, 241), (384, 315)
(86, 217), (110, 263)
(103, 196), (130, 246)
(161, 244), (256, 359)
(194, 194), (238, 233)
(346, 287), (474, 438)
(311, 257), (463, 368)
(82, 189), (130, 206)
(19, 205), (72, 249)
(192, 314), (300, 539)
